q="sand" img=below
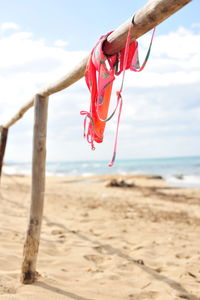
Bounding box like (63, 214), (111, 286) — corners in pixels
(0, 173), (200, 300)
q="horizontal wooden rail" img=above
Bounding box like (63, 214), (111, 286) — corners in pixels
(4, 0), (191, 129)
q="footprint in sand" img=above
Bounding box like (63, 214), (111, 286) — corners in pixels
(51, 229), (64, 235)
(93, 245), (116, 255)
(108, 274), (120, 280)
(129, 291), (159, 299)
(176, 253), (191, 259)
(93, 245), (106, 254)
(117, 262), (135, 271)
(0, 282), (16, 294)
(83, 254), (104, 264)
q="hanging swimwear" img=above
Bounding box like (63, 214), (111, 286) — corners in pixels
(80, 23), (155, 166)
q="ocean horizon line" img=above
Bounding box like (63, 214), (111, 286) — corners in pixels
(3, 156), (200, 188)
(5, 154), (200, 165)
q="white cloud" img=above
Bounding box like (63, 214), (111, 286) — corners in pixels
(191, 23), (200, 29)
(54, 39), (68, 47)
(0, 22), (20, 33)
(123, 26), (200, 88)
(0, 24), (200, 162)
(0, 27), (88, 122)
(139, 27), (200, 59)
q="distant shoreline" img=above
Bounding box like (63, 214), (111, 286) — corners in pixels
(2, 172), (200, 189)
(2, 156), (200, 188)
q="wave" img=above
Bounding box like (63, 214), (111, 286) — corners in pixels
(166, 174), (200, 188)
(3, 157), (200, 188)
(3, 164), (31, 176)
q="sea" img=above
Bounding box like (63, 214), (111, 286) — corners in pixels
(3, 156), (200, 188)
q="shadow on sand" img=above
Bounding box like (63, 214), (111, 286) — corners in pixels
(43, 217), (199, 300)
(35, 281), (94, 300)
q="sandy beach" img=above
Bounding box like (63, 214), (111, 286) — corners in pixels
(0, 173), (200, 300)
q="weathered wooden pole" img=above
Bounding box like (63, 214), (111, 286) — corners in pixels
(0, 126), (8, 181)
(4, 0), (191, 129)
(104, 0), (192, 55)
(21, 94), (48, 284)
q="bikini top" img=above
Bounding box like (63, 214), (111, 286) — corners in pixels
(80, 24), (155, 166)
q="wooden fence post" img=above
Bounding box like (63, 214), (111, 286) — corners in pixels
(0, 126), (8, 181)
(21, 94), (49, 284)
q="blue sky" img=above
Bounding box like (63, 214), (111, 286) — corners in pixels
(1, 0), (199, 49)
(0, 0), (200, 163)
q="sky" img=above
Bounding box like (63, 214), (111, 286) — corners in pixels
(0, 0), (200, 163)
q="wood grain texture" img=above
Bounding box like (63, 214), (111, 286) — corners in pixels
(21, 94), (48, 284)
(104, 0), (192, 55)
(0, 126), (8, 180)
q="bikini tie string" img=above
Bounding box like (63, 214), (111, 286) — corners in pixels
(81, 21), (156, 166)
(80, 111), (95, 150)
(108, 24), (131, 167)
(108, 91), (123, 167)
